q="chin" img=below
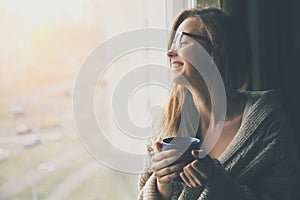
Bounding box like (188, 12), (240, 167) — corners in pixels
(172, 75), (190, 88)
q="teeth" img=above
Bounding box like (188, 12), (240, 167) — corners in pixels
(172, 63), (179, 68)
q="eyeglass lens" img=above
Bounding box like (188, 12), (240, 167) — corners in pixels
(170, 32), (183, 51)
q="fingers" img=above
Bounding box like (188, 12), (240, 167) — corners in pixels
(180, 158), (215, 188)
(157, 171), (180, 184)
(191, 160), (209, 180)
(179, 171), (190, 186)
(155, 142), (162, 152)
(182, 163), (204, 187)
(153, 162), (185, 184)
(154, 162), (185, 178)
(152, 148), (180, 163)
(191, 149), (213, 178)
(191, 151), (215, 181)
(151, 151), (182, 171)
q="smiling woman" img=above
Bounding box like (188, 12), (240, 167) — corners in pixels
(137, 7), (300, 200)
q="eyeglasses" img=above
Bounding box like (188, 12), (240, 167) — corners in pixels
(169, 31), (211, 51)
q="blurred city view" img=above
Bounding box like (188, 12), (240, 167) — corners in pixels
(0, 0), (169, 199)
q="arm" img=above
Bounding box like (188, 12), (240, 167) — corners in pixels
(183, 157), (299, 200)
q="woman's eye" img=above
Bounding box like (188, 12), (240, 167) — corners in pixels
(180, 41), (188, 47)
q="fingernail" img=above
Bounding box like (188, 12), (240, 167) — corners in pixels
(192, 150), (199, 154)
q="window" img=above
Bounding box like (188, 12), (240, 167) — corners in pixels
(0, 0), (171, 199)
(197, 0), (220, 8)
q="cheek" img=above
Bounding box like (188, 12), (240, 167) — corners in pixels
(179, 43), (212, 72)
(183, 61), (204, 84)
(182, 59), (197, 76)
(178, 45), (199, 68)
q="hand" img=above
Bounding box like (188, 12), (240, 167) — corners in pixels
(180, 149), (215, 188)
(151, 142), (185, 184)
(151, 142), (185, 200)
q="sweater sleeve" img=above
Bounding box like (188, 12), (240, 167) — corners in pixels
(177, 122), (300, 200)
(137, 173), (184, 200)
(137, 139), (184, 199)
(137, 138), (158, 200)
(194, 158), (299, 200)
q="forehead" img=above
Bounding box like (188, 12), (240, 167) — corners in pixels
(177, 17), (203, 35)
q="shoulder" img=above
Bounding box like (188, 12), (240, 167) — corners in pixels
(239, 89), (283, 123)
(239, 90), (298, 154)
(239, 89), (279, 108)
(234, 90), (297, 150)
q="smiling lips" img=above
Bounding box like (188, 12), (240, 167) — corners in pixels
(171, 61), (184, 72)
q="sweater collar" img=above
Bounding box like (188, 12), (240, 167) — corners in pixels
(218, 90), (280, 166)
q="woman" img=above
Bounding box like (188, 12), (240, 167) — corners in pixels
(137, 7), (300, 200)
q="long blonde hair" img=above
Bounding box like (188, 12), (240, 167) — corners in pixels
(155, 7), (250, 141)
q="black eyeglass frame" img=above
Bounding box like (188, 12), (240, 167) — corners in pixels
(181, 32), (211, 44)
(170, 31), (211, 51)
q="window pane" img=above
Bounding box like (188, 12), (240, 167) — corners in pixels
(0, 0), (169, 200)
(197, 0), (220, 8)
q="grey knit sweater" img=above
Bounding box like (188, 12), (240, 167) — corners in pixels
(137, 90), (300, 200)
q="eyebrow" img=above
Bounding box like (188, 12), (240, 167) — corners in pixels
(182, 32), (211, 44)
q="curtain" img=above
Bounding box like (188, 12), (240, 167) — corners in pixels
(220, 0), (300, 155)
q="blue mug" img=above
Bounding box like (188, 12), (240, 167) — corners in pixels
(161, 137), (201, 182)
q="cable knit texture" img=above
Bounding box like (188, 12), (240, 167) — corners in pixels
(137, 90), (300, 200)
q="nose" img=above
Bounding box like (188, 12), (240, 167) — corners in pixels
(167, 48), (178, 58)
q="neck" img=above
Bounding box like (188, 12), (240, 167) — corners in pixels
(189, 87), (212, 126)
(189, 87), (246, 132)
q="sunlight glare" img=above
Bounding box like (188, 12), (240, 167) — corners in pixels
(0, 0), (85, 28)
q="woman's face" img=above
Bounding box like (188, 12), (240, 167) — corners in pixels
(167, 17), (211, 88)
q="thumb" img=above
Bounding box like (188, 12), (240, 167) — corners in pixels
(155, 141), (162, 152)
